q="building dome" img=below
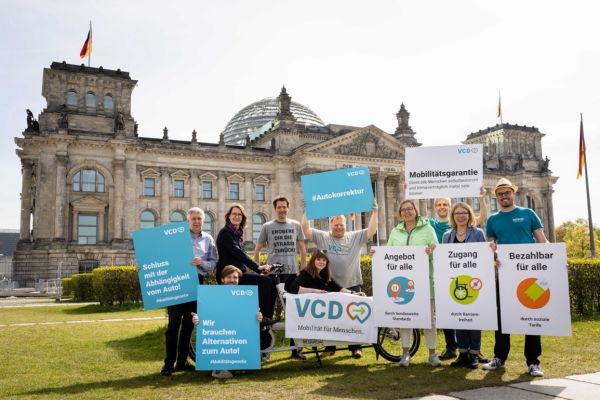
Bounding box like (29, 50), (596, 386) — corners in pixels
(221, 97), (325, 145)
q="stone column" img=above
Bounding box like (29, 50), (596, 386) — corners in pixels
(217, 171), (226, 225)
(72, 210), (79, 243)
(544, 189), (555, 242)
(54, 154), (68, 240)
(98, 210), (105, 243)
(123, 158), (137, 239)
(376, 174), (387, 242)
(190, 169), (200, 204)
(113, 158), (125, 240)
(244, 174), (253, 242)
(19, 159), (33, 240)
(160, 167), (170, 225)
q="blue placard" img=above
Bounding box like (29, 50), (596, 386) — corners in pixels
(195, 285), (261, 370)
(132, 222), (197, 310)
(301, 166), (374, 220)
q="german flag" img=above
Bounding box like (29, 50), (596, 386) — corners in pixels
(577, 114), (586, 179)
(80, 23), (92, 59)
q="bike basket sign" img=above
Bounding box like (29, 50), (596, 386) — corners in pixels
(195, 285), (261, 370)
(285, 292), (377, 343)
(433, 242), (497, 330)
(301, 166), (374, 220)
(497, 243), (571, 336)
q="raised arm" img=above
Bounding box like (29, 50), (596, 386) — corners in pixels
(301, 212), (314, 241)
(475, 186), (489, 226)
(366, 199), (379, 239)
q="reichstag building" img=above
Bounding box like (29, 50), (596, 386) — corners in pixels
(13, 62), (558, 285)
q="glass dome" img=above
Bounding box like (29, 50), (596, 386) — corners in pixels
(221, 97), (325, 145)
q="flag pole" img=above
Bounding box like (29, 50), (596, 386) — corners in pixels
(581, 113), (596, 258)
(498, 91), (503, 124)
(88, 21), (92, 67)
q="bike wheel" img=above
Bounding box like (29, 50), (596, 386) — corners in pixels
(189, 326), (197, 362)
(374, 327), (421, 362)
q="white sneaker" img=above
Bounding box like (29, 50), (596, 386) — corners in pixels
(212, 370), (233, 379)
(482, 357), (505, 370)
(528, 364), (544, 377)
(428, 354), (441, 367)
(398, 353), (410, 367)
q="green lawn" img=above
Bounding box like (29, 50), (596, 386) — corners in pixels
(1, 305), (598, 400)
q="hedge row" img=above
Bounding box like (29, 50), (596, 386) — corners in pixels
(567, 258), (600, 315)
(62, 266), (141, 306)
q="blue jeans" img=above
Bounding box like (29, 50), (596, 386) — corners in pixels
(443, 329), (458, 351)
(456, 329), (481, 352)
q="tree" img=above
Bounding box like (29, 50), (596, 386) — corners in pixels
(555, 219), (600, 259)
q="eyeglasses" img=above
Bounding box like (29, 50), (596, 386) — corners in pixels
(495, 190), (513, 198)
(230, 213), (243, 217)
(400, 207), (415, 213)
(453, 211), (469, 216)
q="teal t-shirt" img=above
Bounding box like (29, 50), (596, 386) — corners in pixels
(486, 207), (543, 244)
(429, 218), (450, 243)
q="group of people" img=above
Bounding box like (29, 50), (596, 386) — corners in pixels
(159, 176), (549, 379)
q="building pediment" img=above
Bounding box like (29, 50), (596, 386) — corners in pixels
(227, 173), (244, 182)
(304, 125), (406, 159)
(140, 168), (160, 177)
(170, 169), (189, 179)
(70, 195), (107, 211)
(253, 175), (270, 184)
(200, 172), (218, 181)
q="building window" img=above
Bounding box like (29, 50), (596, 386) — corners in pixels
(85, 92), (96, 108)
(67, 90), (78, 105)
(140, 210), (156, 229)
(143, 178), (155, 196)
(204, 212), (215, 237)
(78, 259), (100, 273)
(256, 184), (265, 201)
(490, 197), (498, 212)
(229, 183), (239, 200)
(202, 181), (213, 199)
(78, 214), (97, 244)
(472, 197), (480, 212)
(174, 180), (185, 197)
(73, 169), (105, 193)
(252, 213), (266, 243)
(170, 211), (185, 223)
(526, 195), (536, 211)
(103, 95), (114, 110)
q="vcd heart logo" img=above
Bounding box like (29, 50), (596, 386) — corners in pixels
(346, 301), (371, 324)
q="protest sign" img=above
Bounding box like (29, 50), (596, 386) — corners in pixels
(371, 246), (432, 328)
(195, 285), (261, 370)
(433, 242), (497, 330)
(497, 243), (571, 336)
(405, 144), (483, 199)
(132, 222), (197, 310)
(285, 292), (377, 343)
(301, 166), (374, 220)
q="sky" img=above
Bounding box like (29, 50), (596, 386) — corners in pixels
(1, 0), (598, 230)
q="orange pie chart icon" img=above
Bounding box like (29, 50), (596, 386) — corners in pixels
(516, 277), (550, 309)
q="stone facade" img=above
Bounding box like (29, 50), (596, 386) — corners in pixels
(13, 62), (558, 286)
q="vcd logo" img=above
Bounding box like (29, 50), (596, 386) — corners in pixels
(164, 226), (185, 235)
(347, 169), (366, 177)
(457, 147), (479, 154)
(231, 289), (254, 296)
(294, 298), (372, 323)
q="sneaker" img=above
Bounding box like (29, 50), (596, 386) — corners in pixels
(482, 357), (505, 370)
(352, 349), (363, 359)
(477, 352), (489, 364)
(429, 354), (441, 367)
(159, 365), (174, 376)
(174, 362), (195, 372)
(212, 370), (233, 379)
(261, 353), (271, 362)
(467, 353), (479, 369)
(528, 364), (544, 377)
(439, 348), (457, 360)
(450, 352), (470, 368)
(398, 353), (410, 367)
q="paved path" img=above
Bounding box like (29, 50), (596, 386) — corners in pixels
(408, 372), (600, 400)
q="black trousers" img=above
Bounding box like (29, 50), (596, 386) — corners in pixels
(240, 272), (273, 318)
(163, 275), (203, 368)
(494, 278), (542, 365)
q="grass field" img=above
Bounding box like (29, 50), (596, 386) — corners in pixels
(1, 304), (598, 400)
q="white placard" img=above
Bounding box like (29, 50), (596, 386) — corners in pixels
(405, 144), (483, 199)
(497, 243), (571, 336)
(285, 292), (377, 343)
(433, 242), (498, 330)
(371, 246), (432, 328)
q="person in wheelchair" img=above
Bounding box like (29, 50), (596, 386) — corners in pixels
(288, 250), (366, 358)
(192, 265), (266, 379)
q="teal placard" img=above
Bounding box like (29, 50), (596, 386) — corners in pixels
(196, 285), (261, 370)
(132, 222), (197, 310)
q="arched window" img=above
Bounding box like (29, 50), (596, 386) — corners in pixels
(67, 90), (78, 105)
(72, 169), (105, 193)
(103, 95), (114, 110)
(140, 210), (156, 229)
(204, 212), (215, 237)
(252, 213), (266, 243)
(170, 211), (186, 223)
(85, 92), (96, 107)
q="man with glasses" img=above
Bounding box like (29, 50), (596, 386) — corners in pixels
(300, 200), (378, 358)
(482, 178), (549, 377)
